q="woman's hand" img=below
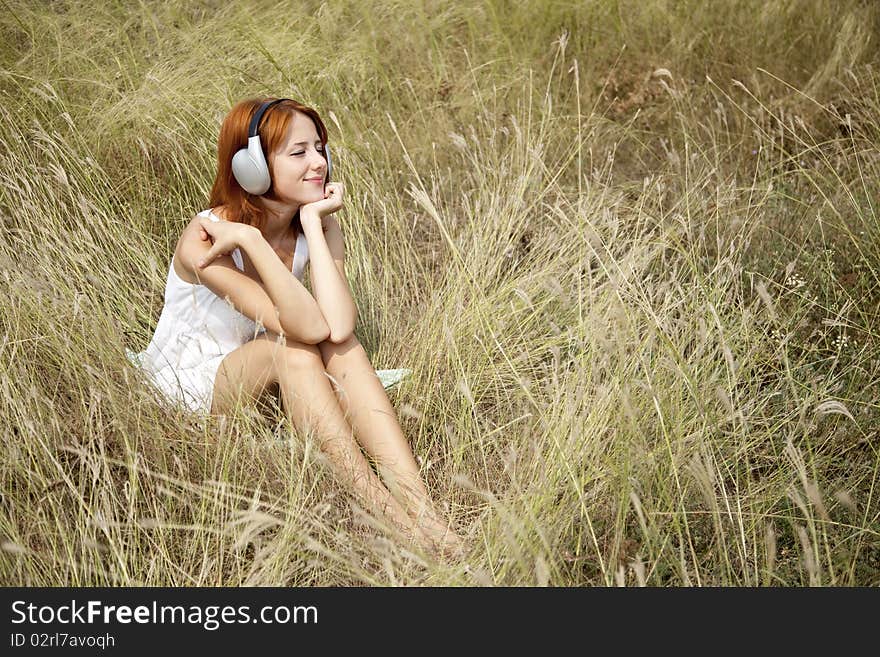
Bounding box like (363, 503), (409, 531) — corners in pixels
(196, 218), (257, 269)
(300, 182), (344, 232)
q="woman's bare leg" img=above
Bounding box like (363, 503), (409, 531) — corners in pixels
(211, 334), (435, 552)
(317, 335), (464, 555)
(273, 338), (442, 549)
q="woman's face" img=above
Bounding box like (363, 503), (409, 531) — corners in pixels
(268, 111), (327, 204)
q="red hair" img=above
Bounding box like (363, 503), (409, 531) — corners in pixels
(207, 96), (330, 234)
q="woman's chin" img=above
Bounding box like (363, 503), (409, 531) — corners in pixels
(281, 190), (323, 206)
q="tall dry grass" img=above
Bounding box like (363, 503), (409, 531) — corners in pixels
(0, 0), (878, 585)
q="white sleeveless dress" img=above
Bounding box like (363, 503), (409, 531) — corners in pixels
(139, 209), (309, 413)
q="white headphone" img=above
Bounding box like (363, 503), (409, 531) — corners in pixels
(231, 98), (332, 195)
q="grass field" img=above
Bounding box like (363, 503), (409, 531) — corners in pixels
(1, 0), (878, 585)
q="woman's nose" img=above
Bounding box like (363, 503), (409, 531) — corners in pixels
(310, 152), (327, 174)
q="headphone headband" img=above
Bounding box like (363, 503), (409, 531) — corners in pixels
(247, 98), (291, 138)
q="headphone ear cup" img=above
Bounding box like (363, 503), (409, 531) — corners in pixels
(231, 136), (270, 194)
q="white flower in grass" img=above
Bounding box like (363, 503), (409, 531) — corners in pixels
(785, 273), (807, 290)
(831, 333), (850, 351)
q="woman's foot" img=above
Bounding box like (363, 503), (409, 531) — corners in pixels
(414, 514), (467, 561)
(388, 487), (468, 560)
(431, 529), (467, 561)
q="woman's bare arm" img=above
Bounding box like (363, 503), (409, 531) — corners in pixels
(180, 217), (330, 344)
(238, 229), (331, 342)
(301, 209), (357, 343)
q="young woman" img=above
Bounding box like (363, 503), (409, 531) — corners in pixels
(141, 96), (464, 558)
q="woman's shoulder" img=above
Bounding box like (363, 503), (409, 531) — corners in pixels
(171, 207), (228, 284)
(182, 207), (220, 233)
(207, 205), (235, 222)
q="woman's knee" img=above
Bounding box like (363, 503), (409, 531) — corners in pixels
(275, 338), (324, 376)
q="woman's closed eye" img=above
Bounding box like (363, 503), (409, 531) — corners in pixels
(291, 148), (324, 156)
